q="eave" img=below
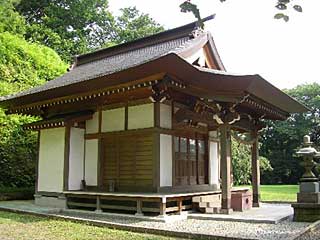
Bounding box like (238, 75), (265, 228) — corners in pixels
(0, 53), (308, 120)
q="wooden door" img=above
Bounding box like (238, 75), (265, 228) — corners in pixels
(102, 133), (153, 191)
(102, 137), (118, 188)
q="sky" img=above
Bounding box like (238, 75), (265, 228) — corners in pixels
(108, 0), (320, 90)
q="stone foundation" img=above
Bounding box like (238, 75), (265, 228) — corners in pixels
(292, 203), (320, 222)
(34, 194), (67, 209)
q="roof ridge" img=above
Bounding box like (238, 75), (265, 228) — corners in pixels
(75, 15), (215, 66)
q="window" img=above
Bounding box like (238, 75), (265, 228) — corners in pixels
(180, 138), (187, 153)
(174, 136), (208, 186)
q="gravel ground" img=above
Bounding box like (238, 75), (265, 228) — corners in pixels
(296, 225), (320, 240)
(58, 211), (311, 240)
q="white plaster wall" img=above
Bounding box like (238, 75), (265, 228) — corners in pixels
(209, 141), (220, 188)
(68, 127), (85, 190)
(160, 103), (172, 129)
(86, 112), (99, 134)
(38, 128), (65, 192)
(84, 139), (98, 186)
(101, 107), (125, 132)
(128, 103), (154, 129)
(160, 134), (172, 187)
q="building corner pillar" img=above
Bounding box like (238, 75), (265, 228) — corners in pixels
(251, 131), (260, 207)
(220, 124), (232, 213)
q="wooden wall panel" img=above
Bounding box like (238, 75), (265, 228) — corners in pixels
(102, 132), (154, 191)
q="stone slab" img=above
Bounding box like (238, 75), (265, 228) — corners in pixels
(300, 182), (319, 193)
(190, 203), (293, 224)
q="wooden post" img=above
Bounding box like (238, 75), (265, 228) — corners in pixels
(178, 198), (183, 214)
(135, 199), (143, 216)
(63, 126), (71, 191)
(220, 124), (232, 214)
(159, 197), (166, 216)
(95, 196), (102, 213)
(251, 131), (260, 207)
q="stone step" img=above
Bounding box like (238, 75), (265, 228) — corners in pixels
(192, 194), (221, 203)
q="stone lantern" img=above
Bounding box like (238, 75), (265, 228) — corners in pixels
(292, 135), (320, 222)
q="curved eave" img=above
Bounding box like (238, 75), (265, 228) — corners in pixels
(0, 53), (308, 116)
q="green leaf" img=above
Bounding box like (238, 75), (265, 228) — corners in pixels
(274, 13), (285, 19)
(276, 3), (287, 10)
(293, 5), (303, 12)
(278, 0), (290, 3)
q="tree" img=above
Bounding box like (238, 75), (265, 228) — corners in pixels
(231, 136), (273, 186)
(15, 1), (164, 62)
(112, 7), (163, 45)
(0, 32), (67, 187)
(260, 83), (320, 184)
(15, 0), (115, 61)
(0, 0), (26, 35)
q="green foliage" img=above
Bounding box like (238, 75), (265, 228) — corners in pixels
(0, 32), (67, 95)
(0, 0), (26, 35)
(0, 112), (38, 188)
(180, 0), (302, 23)
(0, 32), (67, 188)
(113, 7), (164, 44)
(15, 0), (115, 61)
(260, 83), (320, 184)
(232, 136), (273, 186)
(15, 1), (163, 62)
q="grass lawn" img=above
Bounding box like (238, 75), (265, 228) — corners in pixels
(237, 184), (298, 202)
(260, 185), (298, 202)
(0, 211), (176, 240)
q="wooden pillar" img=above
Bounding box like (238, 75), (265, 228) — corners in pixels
(63, 126), (71, 191)
(177, 198), (183, 214)
(153, 102), (161, 192)
(251, 131), (260, 207)
(95, 195), (102, 213)
(159, 197), (166, 216)
(220, 124), (233, 214)
(135, 199), (143, 216)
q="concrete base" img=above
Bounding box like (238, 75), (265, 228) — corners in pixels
(34, 194), (67, 209)
(292, 203), (320, 222)
(300, 182), (319, 193)
(220, 208), (233, 214)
